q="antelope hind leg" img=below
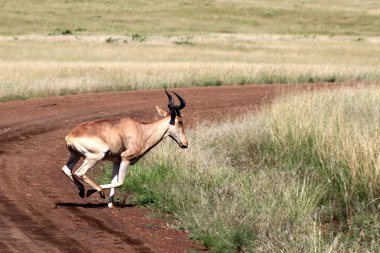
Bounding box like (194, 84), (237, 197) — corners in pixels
(61, 152), (85, 198)
(74, 158), (105, 198)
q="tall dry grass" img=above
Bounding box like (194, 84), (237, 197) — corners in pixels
(101, 84), (380, 252)
(1, 34), (379, 101)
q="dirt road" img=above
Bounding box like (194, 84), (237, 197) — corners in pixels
(0, 84), (342, 252)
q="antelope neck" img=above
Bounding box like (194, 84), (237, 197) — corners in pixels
(140, 117), (171, 152)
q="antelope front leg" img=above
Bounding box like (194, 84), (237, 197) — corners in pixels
(100, 160), (130, 207)
(107, 162), (120, 208)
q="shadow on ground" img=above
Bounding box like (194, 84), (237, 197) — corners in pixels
(55, 202), (135, 208)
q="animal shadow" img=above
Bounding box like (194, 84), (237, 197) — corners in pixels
(55, 201), (135, 208)
(55, 202), (108, 208)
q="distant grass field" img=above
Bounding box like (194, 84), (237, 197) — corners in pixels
(0, 0), (379, 101)
(0, 34), (379, 101)
(1, 0), (379, 36)
(100, 85), (380, 252)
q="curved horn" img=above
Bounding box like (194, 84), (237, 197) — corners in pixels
(165, 90), (185, 110)
(165, 90), (176, 125)
(173, 91), (186, 110)
(165, 90), (175, 108)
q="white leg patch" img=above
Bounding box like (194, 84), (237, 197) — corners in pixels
(62, 165), (74, 181)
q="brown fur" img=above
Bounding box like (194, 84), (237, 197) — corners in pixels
(61, 100), (188, 205)
(65, 113), (186, 163)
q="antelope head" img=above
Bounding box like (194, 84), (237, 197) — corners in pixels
(156, 90), (188, 148)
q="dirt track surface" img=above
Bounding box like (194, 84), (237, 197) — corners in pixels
(0, 84), (344, 252)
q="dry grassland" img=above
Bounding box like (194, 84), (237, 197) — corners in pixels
(1, 34), (379, 101)
(1, 0), (379, 36)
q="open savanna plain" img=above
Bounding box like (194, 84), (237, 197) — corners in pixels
(0, 0), (380, 101)
(0, 34), (380, 101)
(1, 0), (380, 252)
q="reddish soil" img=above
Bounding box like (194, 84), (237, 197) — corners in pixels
(0, 83), (348, 252)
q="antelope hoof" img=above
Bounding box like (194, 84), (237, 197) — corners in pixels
(86, 188), (98, 197)
(99, 190), (106, 199)
(79, 188), (85, 198)
(86, 189), (106, 199)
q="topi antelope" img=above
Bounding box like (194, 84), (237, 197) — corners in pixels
(61, 90), (188, 208)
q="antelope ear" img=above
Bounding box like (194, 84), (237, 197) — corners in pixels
(156, 106), (169, 117)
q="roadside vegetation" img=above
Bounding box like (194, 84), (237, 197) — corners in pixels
(100, 85), (380, 252)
